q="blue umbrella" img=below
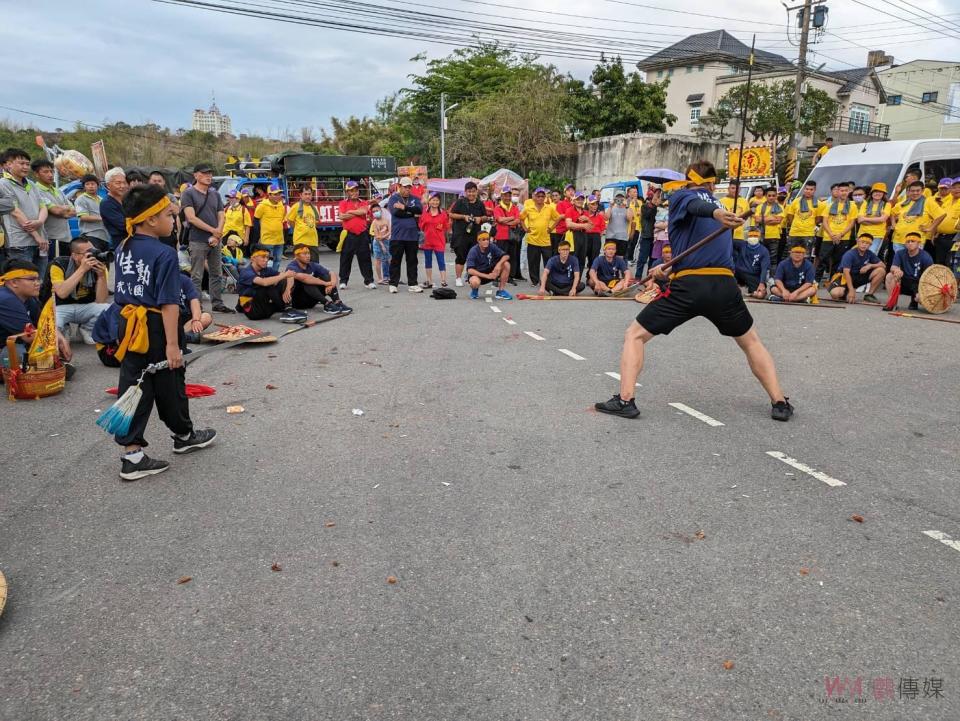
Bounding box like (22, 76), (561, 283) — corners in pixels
(635, 168), (684, 184)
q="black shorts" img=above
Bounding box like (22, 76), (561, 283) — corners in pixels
(636, 273), (753, 337)
(900, 276), (919, 297)
(830, 272), (871, 290)
(453, 236), (474, 265)
(734, 269), (762, 292)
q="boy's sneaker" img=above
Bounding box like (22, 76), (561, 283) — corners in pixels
(863, 293), (879, 304)
(173, 428), (217, 454)
(495, 289), (513, 300)
(365, 282), (377, 289)
(280, 310), (307, 323)
(322, 302), (341, 314)
(120, 454), (170, 481)
(595, 394), (641, 419)
(334, 301), (353, 313)
(469, 288), (479, 300)
(455, 278), (464, 287)
(389, 285), (398, 294)
(908, 298), (919, 310)
(339, 282), (347, 290)
(408, 285), (423, 293)
(771, 398), (794, 422)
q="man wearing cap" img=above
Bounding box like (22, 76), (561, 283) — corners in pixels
(588, 241), (632, 296)
(449, 181), (490, 286)
(286, 243), (351, 314)
(222, 190), (252, 248)
(181, 163), (232, 314)
(465, 228), (512, 300)
(493, 186), (521, 283)
(858, 183), (891, 256)
(927, 178), (955, 264)
(286, 188), (321, 262)
(387, 177), (424, 293)
(770, 245), (817, 303)
(338, 180), (376, 289)
(605, 192), (633, 258)
(235, 245), (303, 322)
(520, 188), (561, 285)
(253, 183), (288, 272)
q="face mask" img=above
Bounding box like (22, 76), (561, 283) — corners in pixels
(853, 195), (865, 202)
(747, 237), (760, 246)
(373, 210), (382, 219)
(511, 196), (520, 203)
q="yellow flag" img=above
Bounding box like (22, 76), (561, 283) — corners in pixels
(27, 297), (57, 370)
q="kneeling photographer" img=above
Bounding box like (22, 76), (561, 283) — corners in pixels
(41, 235), (112, 345)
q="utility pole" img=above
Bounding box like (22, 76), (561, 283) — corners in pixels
(789, 0), (813, 182)
(440, 93), (459, 179)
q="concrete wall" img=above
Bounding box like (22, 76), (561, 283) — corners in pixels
(576, 132), (730, 189)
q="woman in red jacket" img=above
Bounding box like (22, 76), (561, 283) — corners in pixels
(419, 193), (450, 288)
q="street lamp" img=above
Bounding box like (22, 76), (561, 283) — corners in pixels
(440, 92), (459, 179)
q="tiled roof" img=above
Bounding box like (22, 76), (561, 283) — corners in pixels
(823, 67), (874, 95)
(637, 30), (793, 71)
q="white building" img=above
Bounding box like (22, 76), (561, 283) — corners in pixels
(877, 60), (960, 141)
(191, 98), (232, 136)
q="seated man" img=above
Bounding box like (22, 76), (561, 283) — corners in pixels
(771, 245), (817, 303)
(539, 240), (584, 296)
(828, 232), (885, 304)
(178, 273), (213, 344)
(465, 228), (512, 300)
(41, 236), (111, 344)
(286, 243), (351, 314)
(885, 232), (933, 311)
(221, 232), (246, 286)
(588, 241), (632, 295)
(733, 228), (771, 299)
(0, 259), (72, 369)
(235, 246), (304, 322)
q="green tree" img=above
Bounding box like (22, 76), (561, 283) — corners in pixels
(564, 55), (676, 140)
(709, 80), (838, 145)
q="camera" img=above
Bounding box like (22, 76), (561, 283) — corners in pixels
(87, 249), (115, 264)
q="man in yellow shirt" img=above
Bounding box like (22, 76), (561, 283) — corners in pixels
(753, 186), (784, 263)
(286, 188), (321, 262)
(812, 137), (833, 166)
(858, 182), (891, 255)
(785, 180), (821, 258)
(817, 182), (859, 282)
(719, 181), (749, 241)
(927, 177), (955, 263)
(253, 185), (288, 270)
(891, 180), (939, 252)
(520, 187), (561, 285)
(222, 190), (252, 246)
(894, 168), (932, 202)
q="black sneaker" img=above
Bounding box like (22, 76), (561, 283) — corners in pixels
(322, 301), (341, 315)
(335, 301), (353, 313)
(771, 398), (794, 422)
(172, 428), (217, 454)
(212, 304), (235, 314)
(120, 454), (170, 481)
(595, 394), (641, 419)
(908, 299), (919, 310)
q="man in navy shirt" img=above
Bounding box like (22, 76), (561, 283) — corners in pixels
(99, 167), (129, 249)
(387, 177), (424, 293)
(595, 160), (793, 422)
(828, 232), (886, 303)
(465, 228), (512, 300)
(733, 228), (771, 299)
(0, 259), (73, 369)
(236, 246), (302, 322)
(771, 245), (817, 303)
(885, 232), (933, 311)
(588, 241), (632, 296)
(286, 244), (351, 314)
(539, 240), (584, 296)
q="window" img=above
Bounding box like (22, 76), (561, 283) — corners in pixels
(849, 106), (870, 134)
(690, 106), (702, 125)
(697, 64), (705, 72)
(657, 70), (664, 79)
(667, 68), (674, 77)
(887, 95), (902, 106)
(922, 91), (938, 104)
(685, 65), (693, 74)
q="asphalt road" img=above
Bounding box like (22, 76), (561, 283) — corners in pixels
(2, 252), (959, 721)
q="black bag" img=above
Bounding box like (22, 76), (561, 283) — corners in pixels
(430, 287), (457, 299)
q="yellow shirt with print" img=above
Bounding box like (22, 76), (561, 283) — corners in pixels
(719, 196), (749, 239)
(941, 195), (960, 235)
(814, 145), (830, 163)
(754, 202), (783, 241)
(286, 202), (320, 246)
(223, 204), (251, 238)
(521, 204), (561, 247)
(822, 201), (859, 241)
(857, 200), (891, 239)
(253, 200), (287, 246)
(927, 194), (954, 236)
(48, 264), (92, 301)
(892, 198), (938, 244)
(786, 197), (821, 237)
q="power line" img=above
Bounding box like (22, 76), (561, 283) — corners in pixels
(874, 0), (960, 34)
(844, 0), (960, 41)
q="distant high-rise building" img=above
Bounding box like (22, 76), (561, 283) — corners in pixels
(192, 94), (232, 135)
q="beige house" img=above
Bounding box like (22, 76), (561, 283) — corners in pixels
(637, 31), (886, 146)
(877, 60), (960, 140)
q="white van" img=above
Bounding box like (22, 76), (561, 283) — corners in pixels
(804, 139), (960, 197)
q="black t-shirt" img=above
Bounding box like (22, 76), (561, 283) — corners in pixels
(450, 198), (487, 244)
(640, 201), (658, 238)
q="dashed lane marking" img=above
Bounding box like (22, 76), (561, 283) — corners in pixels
(923, 530), (960, 554)
(490, 306), (502, 313)
(558, 348), (585, 361)
(669, 402), (725, 427)
(605, 371), (640, 387)
(485, 297), (493, 303)
(765, 451), (845, 487)
(503, 318), (517, 325)
(524, 331), (545, 341)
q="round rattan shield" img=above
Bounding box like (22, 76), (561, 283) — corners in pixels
(918, 264), (958, 315)
(0, 569), (7, 617)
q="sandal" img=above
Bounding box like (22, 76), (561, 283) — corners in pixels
(441, 282), (448, 287)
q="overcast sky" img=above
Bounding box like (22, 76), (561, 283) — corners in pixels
(3, 0), (956, 137)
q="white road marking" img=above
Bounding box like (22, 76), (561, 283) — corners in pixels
(923, 530), (960, 554)
(605, 371), (640, 387)
(558, 348), (585, 361)
(668, 402), (725, 427)
(485, 289), (493, 296)
(490, 306), (502, 313)
(503, 318), (517, 325)
(524, 331), (545, 341)
(485, 297), (493, 303)
(765, 451), (845, 487)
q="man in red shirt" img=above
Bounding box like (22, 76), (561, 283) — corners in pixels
(337, 180), (376, 289)
(551, 184), (575, 254)
(409, 176), (426, 200)
(493, 187), (522, 284)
